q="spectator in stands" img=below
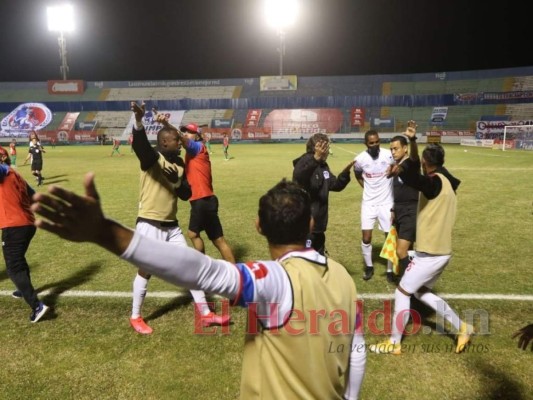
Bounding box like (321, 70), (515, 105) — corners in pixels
(31, 175), (366, 399)
(388, 122), (420, 279)
(353, 130), (395, 282)
(23, 137), (45, 186)
(157, 115), (236, 266)
(128, 101), (228, 334)
(0, 146), (49, 323)
(292, 133), (353, 255)
(223, 132), (230, 160)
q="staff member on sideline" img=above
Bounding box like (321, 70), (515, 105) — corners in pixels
(31, 175), (366, 399)
(0, 146), (49, 323)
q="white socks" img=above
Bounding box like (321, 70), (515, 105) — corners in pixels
(361, 242), (372, 267)
(190, 290), (211, 316)
(391, 289), (411, 344)
(131, 273), (148, 319)
(132, 274), (211, 318)
(415, 291), (462, 331)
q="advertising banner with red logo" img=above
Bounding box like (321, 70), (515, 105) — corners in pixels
(58, 112), (79, 132)
(351, 107), (365, 126)
(245, 109), (262, 128)
(263, 109), (344, 138)
(202, 127), (271, 141)
(47, 80), (85, 95)
(55, 112), (80, 142)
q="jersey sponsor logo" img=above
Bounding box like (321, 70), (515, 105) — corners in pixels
(364, 172), (386, 178)
(245, 261), (269, 279)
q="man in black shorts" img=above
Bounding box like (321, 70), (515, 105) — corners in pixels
(389, 121), (420, 278)
(157, 117), (235, 264)
(23, 137), (45, 186)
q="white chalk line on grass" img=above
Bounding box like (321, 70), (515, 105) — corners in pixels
(330, 145), (357, 155)
(1, 290), (532, 301)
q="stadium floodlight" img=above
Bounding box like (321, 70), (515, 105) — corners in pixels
(47, 4), (74, 80)
(264, 0), (299, 77)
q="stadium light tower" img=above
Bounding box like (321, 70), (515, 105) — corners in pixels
(264, 0), (299, 77)
(47, 4), (75, 80)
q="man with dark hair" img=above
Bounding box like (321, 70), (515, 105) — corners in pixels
(128, 102), (227, 335)
(353, 130), (395, 281)
(31, 176), (366, 399)
(0, 146), (49, 322)
(158, 116), (235, 266)
(389, 121), (420, 279)
(292, 133), (353, 255)
(370, 129), (473, 355)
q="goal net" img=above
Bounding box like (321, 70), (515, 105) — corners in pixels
(495, 125), (533, 151)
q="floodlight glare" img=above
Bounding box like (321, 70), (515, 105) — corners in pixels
(47, 4), (74, 32)
(264, 0), (299, 77)
(264, 0), (299, 30)
(47, 4), (74, 80)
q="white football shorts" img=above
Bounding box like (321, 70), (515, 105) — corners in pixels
(399, 252), (452, 294)
(360, 201), (393, 232)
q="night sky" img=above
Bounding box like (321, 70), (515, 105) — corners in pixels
(1, 0), (531, 82)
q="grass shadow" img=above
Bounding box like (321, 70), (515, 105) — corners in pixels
(38, 262), (102, 308)
(231, 244), (249, 263)
(145, 295), (194, 322)
(469, 358), (525, 399)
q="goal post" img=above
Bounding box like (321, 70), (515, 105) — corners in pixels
(501, 125), (533, 151)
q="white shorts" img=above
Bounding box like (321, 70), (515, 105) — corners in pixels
(360, 202), (393, 232)
(399, 252), (451, 294)
(135, 221), (187, 246)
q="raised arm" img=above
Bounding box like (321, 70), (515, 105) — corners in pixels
(404, 120), (419, 162)
(130, 101), (158, 170)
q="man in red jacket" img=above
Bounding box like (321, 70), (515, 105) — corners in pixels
(0, 146), (49, 323)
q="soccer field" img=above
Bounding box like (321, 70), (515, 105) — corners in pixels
(1, 142), (532, 399)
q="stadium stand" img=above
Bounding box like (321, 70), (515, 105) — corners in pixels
(104, 86), (239, 101)
(1, 66), (532, 144)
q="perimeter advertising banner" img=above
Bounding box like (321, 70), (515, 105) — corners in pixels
(476, 119), (533, 139)
(201, 128), (271, 141)
(264, 109), (344, 138)
(0, 103), (53, 137)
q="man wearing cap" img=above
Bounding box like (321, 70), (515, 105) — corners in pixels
(0, 146), (49, 323)
(158, 116), (235, 266)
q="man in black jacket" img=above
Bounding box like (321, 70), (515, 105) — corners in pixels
(293, 133), (354, 255)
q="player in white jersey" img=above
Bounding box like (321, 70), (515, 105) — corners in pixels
(32, 177), (366, 400)
(353, 130), (395, 282)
